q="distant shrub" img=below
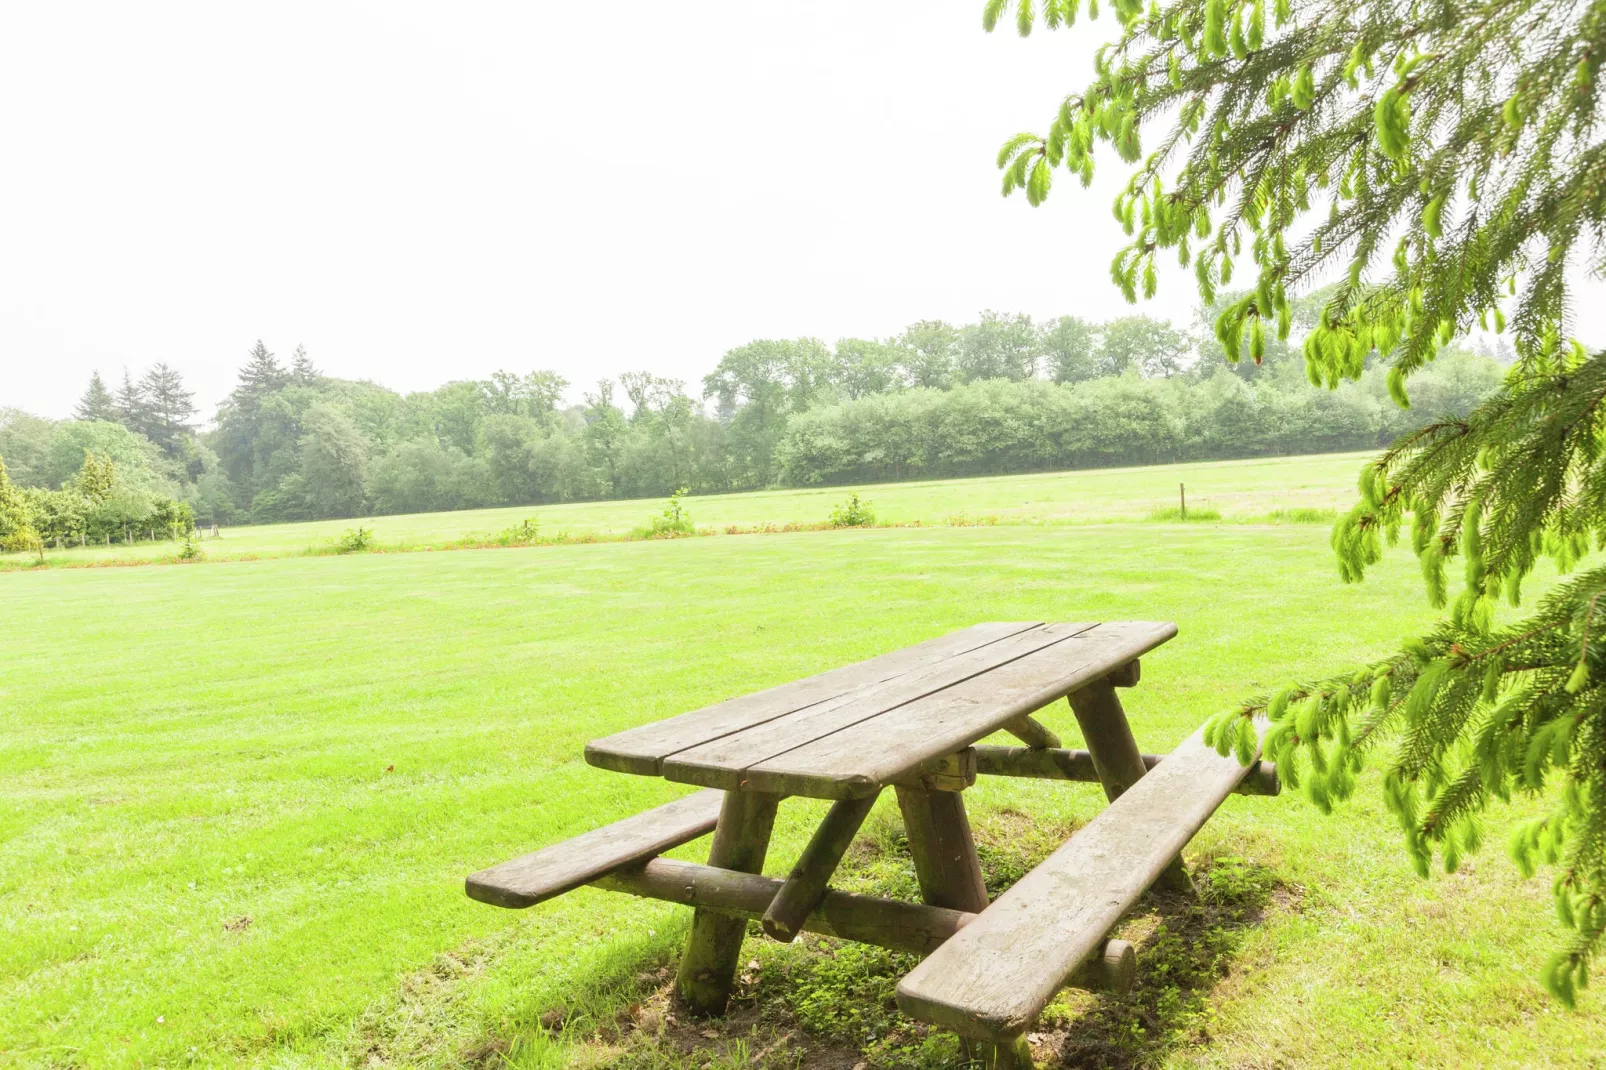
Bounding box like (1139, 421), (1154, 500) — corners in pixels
(335, 527), (375, 553)
(828, 492), (877, 528)
(1261, 507), (1339, 524)
(1147, 506), (1222, 523)
(495, 517), (540, 545)
(177, 531), (204, 561)
(636, 489), (695, 539)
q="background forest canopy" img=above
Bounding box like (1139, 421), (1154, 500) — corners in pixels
(0, 294), (1511, 530)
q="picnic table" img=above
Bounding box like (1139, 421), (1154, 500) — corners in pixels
(466, 622), (1275, 1068)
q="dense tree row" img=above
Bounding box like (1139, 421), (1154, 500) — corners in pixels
(0, 444), (194, 552)
(0, 305), (1509, 531)
(778, 348), (1501, 484)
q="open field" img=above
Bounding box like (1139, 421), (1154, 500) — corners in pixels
(1, 452), (1367, 570)
(4, 457), (1604, 1068)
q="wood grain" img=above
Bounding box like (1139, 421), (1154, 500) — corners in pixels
(585, 623), (1042, 775)
(745, 622), (1178, 798)
(662, 624), (1089, 791)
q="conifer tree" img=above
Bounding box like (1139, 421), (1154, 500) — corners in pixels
(237, 341), (288, 399)
(137, 363), (197, 456)
(115, 369), (146, 430)
(989, 0), (1606, 999)
(74, 371), (118, 423)
(290, 344), (320, 385)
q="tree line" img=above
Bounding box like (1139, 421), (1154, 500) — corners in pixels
(0, 302), (1509, 534)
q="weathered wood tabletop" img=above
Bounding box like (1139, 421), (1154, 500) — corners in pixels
(585, 620), (1178, 799)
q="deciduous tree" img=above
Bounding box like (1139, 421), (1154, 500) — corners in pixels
(1042, 315), (1102, 382)
(956, 310), (1041, 382)
(898, 320), (960, 388)
(0, 457), (40, 555)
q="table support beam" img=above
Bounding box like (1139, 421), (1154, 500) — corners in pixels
(762, 791), (880, 943)
(974, 745), (1281, 797)
(676, 789), (781, 1016)
(1001, 714), (1061, 749)
(595, 858), (1134, 991)
(1067, 682), (1191, 892)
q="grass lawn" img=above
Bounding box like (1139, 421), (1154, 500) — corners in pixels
(3, 466), (1602, 1067)
(2, 451), (1367, 570)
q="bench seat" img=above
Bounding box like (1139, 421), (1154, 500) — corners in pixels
(895, 727), (1258, 1041)
(466, 789), (725, 909)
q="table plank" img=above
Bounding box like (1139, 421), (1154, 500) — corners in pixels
(894, 724), (1255, 1040)
(743, 621), (1177, 798)
(661, 623), (1092, 791)
(583, 622), (1043, 776)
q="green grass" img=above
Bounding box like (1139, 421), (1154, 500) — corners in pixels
(3, 459), (1603, 1067)
(2, 452), (1369, 570)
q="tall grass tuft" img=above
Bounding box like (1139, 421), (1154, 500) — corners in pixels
(1147, 506), (1222, 523)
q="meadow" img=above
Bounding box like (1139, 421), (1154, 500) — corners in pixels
(3, 454), (1602, 1068)
(1, 452), (1365, 570)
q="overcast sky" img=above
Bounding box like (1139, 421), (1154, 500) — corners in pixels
(3, 2), (1601, 422)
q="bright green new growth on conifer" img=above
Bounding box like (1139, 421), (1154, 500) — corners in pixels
(989, 0), (1606, 1000)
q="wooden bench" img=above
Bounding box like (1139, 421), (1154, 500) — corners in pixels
(895, 726), (1262, 1044)
(465, 622), (1273, 1069)
(466, 789), (724, 908)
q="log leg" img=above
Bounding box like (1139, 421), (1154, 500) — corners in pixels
(676, 789), (781, 1015)
(1067, 682), (1191, 891)
(894, 784), (988, 913)
(762, 791), (879, 942)
(896, 786), (1034, 1068)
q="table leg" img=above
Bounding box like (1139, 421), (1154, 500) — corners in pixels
(676, 789), (781, 1015)
(1067, 681), (1191, 891)
(894, 784), (988, 913)
(897, 785), (1035, 1069)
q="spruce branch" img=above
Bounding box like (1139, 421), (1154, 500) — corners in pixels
(992, 0), (1606, 997)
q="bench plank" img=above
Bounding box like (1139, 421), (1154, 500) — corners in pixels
(895, 725), (1257, 1040)
(662, 624), (1092, 791)
(465, 789), (726, 909)
(745, 622), (1178, 798)
(585, 622), (1042, 776)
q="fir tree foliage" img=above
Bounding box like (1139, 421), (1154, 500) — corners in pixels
(988, 0), (1606, 998)
(74, 372), (118, 423)
(290, 344), (320, 385)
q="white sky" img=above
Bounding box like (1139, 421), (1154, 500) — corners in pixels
(2, 1), (1602, 421)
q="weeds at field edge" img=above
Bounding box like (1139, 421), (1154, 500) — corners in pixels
(0, 507), (1343, 573)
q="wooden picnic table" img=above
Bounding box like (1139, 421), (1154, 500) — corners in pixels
(466, 622), (1275, 1069)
